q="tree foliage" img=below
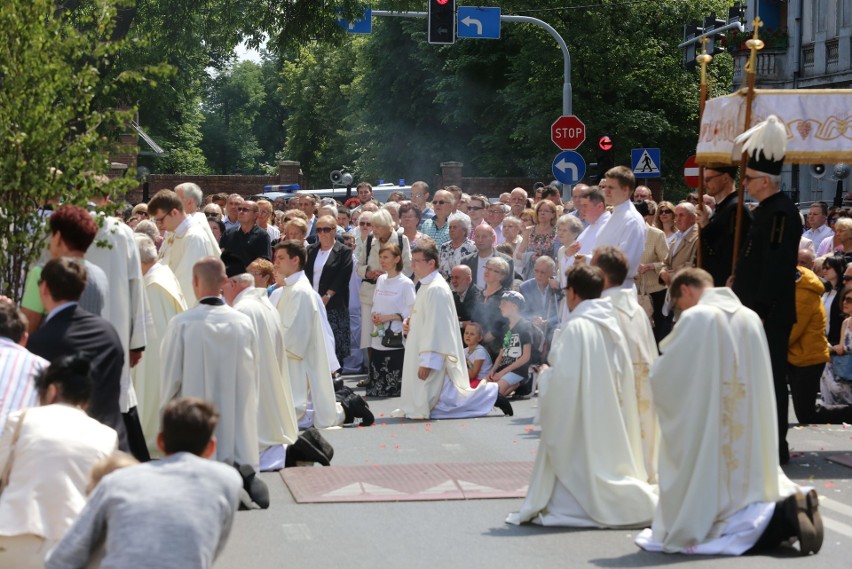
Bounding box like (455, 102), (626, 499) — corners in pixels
(0, 0), (138, 300)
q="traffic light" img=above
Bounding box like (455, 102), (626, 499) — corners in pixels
(428, 0), (456, 45)
(682, 22), (700, 71)
(728, 2), (744, 23)
(703, 13), (726, 56)
(596, 134), (615, 177)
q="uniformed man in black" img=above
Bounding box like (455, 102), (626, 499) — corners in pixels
(697, 164), (752, 287)
(219, 199), (272, 267)
(731, 116), (802, 465)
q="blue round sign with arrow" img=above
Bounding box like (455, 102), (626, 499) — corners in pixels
(551, 151), (586, 185)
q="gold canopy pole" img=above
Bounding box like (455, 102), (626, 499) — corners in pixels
(731, 17), (764, 276)
(696, 37), (713, 268)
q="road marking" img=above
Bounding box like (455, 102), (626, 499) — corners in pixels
(820, 497), (852, 538)
(420, 480), (460, 494)
(281, 523), (312, 541)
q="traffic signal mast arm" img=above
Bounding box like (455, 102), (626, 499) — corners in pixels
(678, 20), (744, 49)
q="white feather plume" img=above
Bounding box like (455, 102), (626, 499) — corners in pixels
(734, 114), (788, 160)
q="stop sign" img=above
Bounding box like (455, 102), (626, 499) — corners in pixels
(551, 115), (586, 150)
(683, 155), (700, 188)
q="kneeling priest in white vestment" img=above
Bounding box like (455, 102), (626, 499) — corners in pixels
(507, 264), (657, 528)
(392, 239), (514, 420)
(223, 257), (300, 471)
(636, 268), (822, 556)
(160, 257), (260, 469)
(592, 245), (659, 483)
(271, 241), (347, 429)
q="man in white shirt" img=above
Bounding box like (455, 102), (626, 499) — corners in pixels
(148, 189), (221, 304)
(594, 166), (647, 285)
(803, 201), (833, 248)
(257, 199), (281, 241)
(573, 186), (611, 258)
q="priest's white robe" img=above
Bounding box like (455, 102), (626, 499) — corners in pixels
(391, 270), (498, 420)
(132, 263), (186, 456)
(160, 303), (260, 468)
(273, 271), (344, 429)
(85, 215), (148, 413)
(636, 288), (797, 555)
(602, 287), (660, 483)
(158, 216), (220, 305)
(232, 287), (298, 457)
(507, 298), (657, 528)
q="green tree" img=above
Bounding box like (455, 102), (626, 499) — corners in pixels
(201, 61), (266, 174)
(0, 0), (137, 300)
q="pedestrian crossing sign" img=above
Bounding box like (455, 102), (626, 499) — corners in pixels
(631, 148), (661, 178)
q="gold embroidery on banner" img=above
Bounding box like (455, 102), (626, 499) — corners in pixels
(816, 117), (852, 141)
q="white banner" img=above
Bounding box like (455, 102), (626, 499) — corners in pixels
(697, 89), (852, 165)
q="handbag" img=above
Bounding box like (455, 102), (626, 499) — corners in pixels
(0, 408), (28, 495)
(831, 353), (852, 382)
(381, 329), (404, 348)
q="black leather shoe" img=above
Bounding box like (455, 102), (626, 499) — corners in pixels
(495, 394), (514, 416)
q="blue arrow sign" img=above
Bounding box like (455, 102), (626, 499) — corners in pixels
(631, 148), (662, 178)
(457, 7), (501, 39)
(336, 7), (372, 34)
(552, 151), (586, 185)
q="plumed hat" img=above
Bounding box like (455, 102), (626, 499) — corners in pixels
(734, 115), (788, 176)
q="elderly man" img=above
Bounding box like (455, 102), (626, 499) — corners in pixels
(518, 256), (561, 345)
(222, 265), (303, 470)
(731, 115), (803, 465)
(223, 193), (243, 231)
(256, 199), (281, 242)
(633, 185), (653, 203)
(132, 234), (187, 457)
(438, 214), (476, 278)
(161, 257), (259, 469)
(219, 199), (271, 267)
(594, 166), (646, 285)
(592, 246), (658, 482)
(420, 188), (455, 246)
(175, 182), (219, 250)
(659, 202), (698, 286)
(509, 187), (528, 217)
(698, 164), (752, 287)
(507, 264), (655, 528)
(461, 223), (514, 290)
(148, 189), (220, 304)
(451, 265), (482, 329)
(637, 268), (820, 556)
(568, 183), (589, 225)
(296, 193), (318, 241)
(392, 241), (511, 420)
(487, 202), (509, 244)
(803, 201), (833, 248)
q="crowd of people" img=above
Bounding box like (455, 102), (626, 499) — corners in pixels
(0, 115), (840, 564)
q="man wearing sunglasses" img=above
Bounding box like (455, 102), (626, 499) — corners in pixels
(219, 200), (272, 268)
(698, 164), (751, 287)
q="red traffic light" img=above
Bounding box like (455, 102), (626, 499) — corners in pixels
(436, 0), (450, 3)
(598, 135), (613, 151)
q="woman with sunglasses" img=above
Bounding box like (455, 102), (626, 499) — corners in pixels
(653, 201), (678, 249)
(305, 215), (352, 369)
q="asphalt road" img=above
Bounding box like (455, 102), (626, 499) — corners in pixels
(216, 376), (852, 569)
